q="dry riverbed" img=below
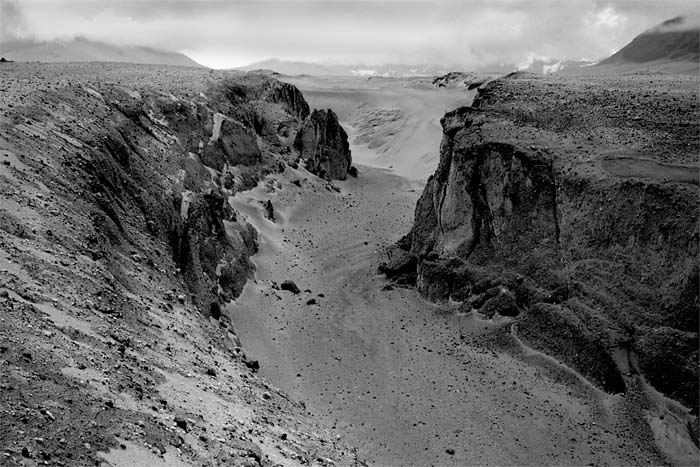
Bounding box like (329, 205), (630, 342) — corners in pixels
(228, 162), (672, 466)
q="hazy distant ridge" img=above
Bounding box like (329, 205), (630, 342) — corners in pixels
(0, 37), (202, 67)
(237, 58), (461, 77)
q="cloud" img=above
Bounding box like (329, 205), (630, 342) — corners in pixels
(595, 6), (626, 28)
(0, 0), (29, 41)
(2, 0), (698, 68)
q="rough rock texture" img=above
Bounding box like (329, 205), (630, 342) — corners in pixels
(294, 109), (351, 180)
(0, 63), (357, 466)
(431, 71), (485, 89)
(382, 73), (699, 418)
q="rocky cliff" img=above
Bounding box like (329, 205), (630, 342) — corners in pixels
(294, 108), (352, 180)
(381, 73), (699, 423)
(0, 63), (357, 466)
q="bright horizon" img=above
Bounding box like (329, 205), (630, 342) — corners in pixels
(1, 0), (698, 69)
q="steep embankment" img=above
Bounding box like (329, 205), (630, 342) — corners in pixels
(0, 62), (354, 466)
(382, 72), (699, 463)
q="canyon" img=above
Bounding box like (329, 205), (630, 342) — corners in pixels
(0, 58), (698, 467)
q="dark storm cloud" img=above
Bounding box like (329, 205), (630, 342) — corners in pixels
(3, 0), (698, 68)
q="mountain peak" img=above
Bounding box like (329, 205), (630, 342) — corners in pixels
(596, 13), (699, 71)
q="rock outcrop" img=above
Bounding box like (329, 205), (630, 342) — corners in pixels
(382, 74), (699, 416)
(88, 73), (321, 316)
(294, 108), (352, 180)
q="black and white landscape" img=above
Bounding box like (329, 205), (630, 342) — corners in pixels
(0, 1), (698, 466)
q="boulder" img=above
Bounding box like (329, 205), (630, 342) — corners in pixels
(280, 280), (301, 294)
(264, 200), (275, 222)
(294, 109), (351, 181)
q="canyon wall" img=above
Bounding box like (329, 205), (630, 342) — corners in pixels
(0, 63), (354, 465)
(382, 73), (699, 416)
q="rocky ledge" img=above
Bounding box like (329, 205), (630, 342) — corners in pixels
(381, 73), (699, 426)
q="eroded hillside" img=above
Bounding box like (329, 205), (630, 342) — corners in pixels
(382, 71), (699, 462)
(0, 62), (356, 466)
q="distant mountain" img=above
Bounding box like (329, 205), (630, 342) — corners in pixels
(237, 59), (352, 76)
(0, 37), (202, 67)
(237, 59), (459, 77)
(596, 14), (699, 70)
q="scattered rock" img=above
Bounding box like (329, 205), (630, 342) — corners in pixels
(265, 200), (275, 222)
(244, 358), (260, 372)
(281, 280), (301, 294)
(174, 416), (188, 431)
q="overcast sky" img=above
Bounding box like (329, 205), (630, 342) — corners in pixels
(1, 0), (697, 68)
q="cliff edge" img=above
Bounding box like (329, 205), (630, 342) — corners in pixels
(381, 72), (699, 442)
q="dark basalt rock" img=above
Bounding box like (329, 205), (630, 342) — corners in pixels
(377, 241), (416, 286)
(202, 119), (261, 170)
(281, 280), (301, 294)
(267, 82), (310, 120)
(244, 358), (260, 372)
(169, 189), (258, 312)
(264, 200), (275, 222)
(294, 108), (352, 181)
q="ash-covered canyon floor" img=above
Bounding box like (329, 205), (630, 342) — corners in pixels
(230, 72), (698, 466)
(229, 145), (686, 467)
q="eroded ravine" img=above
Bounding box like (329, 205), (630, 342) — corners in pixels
(228, 165), (670, 465)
